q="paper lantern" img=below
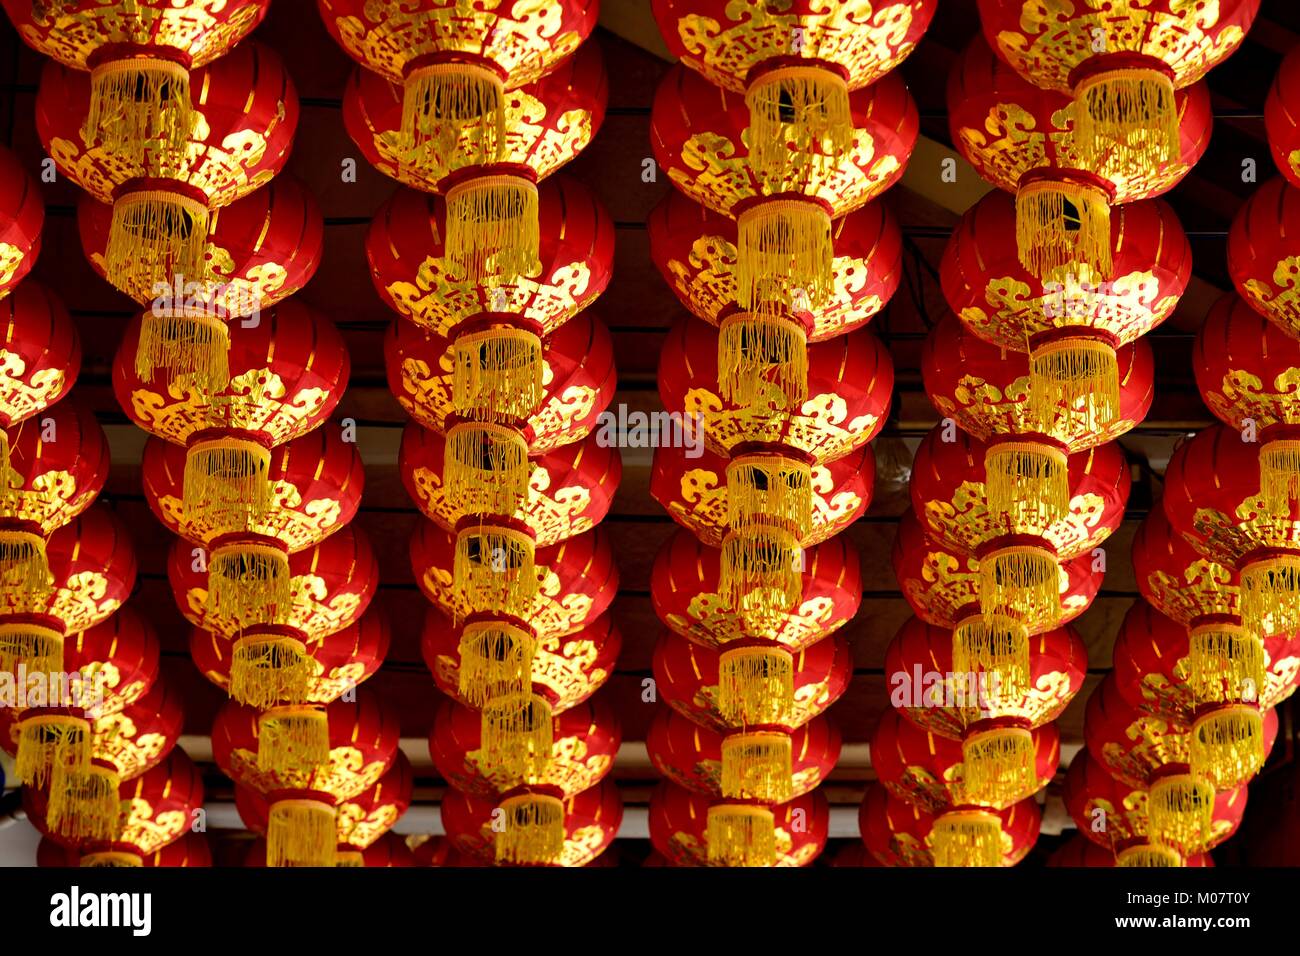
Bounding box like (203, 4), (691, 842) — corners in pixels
(0, 145), (44, 299)
(38, 831), (212, 868)
(0, 283), (80, 436)
(859, 783), (1040, 868)
(1047, 833), (1213, 868)
(1228, 176), (1300, 341)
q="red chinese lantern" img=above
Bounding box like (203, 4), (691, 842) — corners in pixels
(941, 188), (1189, 433)
(651, 62), (916, 329)
(412, 520), (617, 636)
(1047, 833), (1214, 868)
(78, 174), (324, 319)
(0, 145), (44, 298)
(211, 690), (400, 867)
(648, 779), (828, 868)
(859, 783), (1040, 868)
(653, 628), (851, 733)
(1063, 746), (1246, 866)
(1266, 46), (1300, 187)
(422, 608), (619, 714)
(1227, 176), (1300, 341)
(948, 34), (1206, 287)
(651, 527), (861, 652)
(648, 189), (902, 406)
(976, 0), (1253, 167)
(441, 778), (622, 867)
(0, 283), (80, 436)
(36, 42), (297, 303)
(39, 831), (212, 867)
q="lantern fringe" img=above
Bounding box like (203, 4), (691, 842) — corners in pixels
(952, 616), (1031, 708)
(0, 529), (52, 604)
(495, 793), (565, 865)
(1074, 68), (1180, 172)
(931, 810), (1003, 868)
(984, 442), (1070, 528)
(1259, 439), (1300, 515)
(745, 65), (852, 184)
(48, 765), (121, 843)
(1014, 178), (1111, 283)
(718, 645), (794, 726)
(725, 453), (812, 539)
(258, 705), (331, 776)
(183, 437), (272, 536)
(135, 308), (231, 396)
(453, 526), (537, 619)
(444, 422), (530, 519)
(1187, 624), (1265, 705)
(0, 621), (62, 677)
(206, 542), (291, 628)
(401, 62), (505, 164)
(1240, 554), (1300, 638)
(268, 799), (337, 867)
(1190, 705), (1265, 790)
(1117, 844), (1184, 867)
(718, 313), (809, 410)
(15, 714), (89, 787)
(736, 199), (833, 319)
(230, 633), (313, 709)
(978, 545), (1060, 625)
(706, 804), (777, 867)
(960, 726), (1036, 809)
(80, 851), (144, 868)
(334, 851), (365, 867)
(107, 190), (209, 298)
(445, 174), (540, 284)
(721, 731), (793, 803)
(720, 526), (802, 630)
(452, 327), (543, 422)
(85, 58), (194, 165)
(1148, 774), (1214, 856)
(481, 694), (553, 782)
(457, 621), (537, 708)
(1030, 336), (1121, 435)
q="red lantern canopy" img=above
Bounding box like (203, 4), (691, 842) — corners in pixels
(653, 628), (851, 733)
(0, 145), (44, 299)
(39, 831), (212, 868)
(1047, 833), (1214, 868)
(859, 783), (1040, 868)
(648, 779), (829, 868)
(651, 527), (862, 652)
(441, 778), (622, 868)
(1266, 46), (1300, 187)
(0, 283), (80, 434)
(1227, 176), (1300, 341)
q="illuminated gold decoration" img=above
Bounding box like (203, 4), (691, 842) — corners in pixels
(496, 792), (564, 865)
(706, 803), (776, 867)
(0, 620), (62, 678)
(1148, 773), (1214, 856)
(15, 713), (89, 787)
(721, 731), (793, 803)
(257, 704), (330, 776)
(960, 725), (1036, 809)
(1260, 438), (1300, 514)
(481, 693), (553, 781)
(444, 422), (530, 518)
(453, 525), (538, 620)
(1074, 67), (1179, 171)
(445, 174), (540, 284)
(745, 65), (851, 184)
(932, 809), (1003, 867)
(457, 620), (537, 708)
(718, 645), (794, 726)
(85, 58), (195, 166)
(1189, 704), (1265, 789)
(206, 541), (290, 626)
(452, 326), (543, 421)
(1117, 844), (1184, 867)
(725, 453), (812, 539)
(0, 529), (52, 606)
(107, 191), (209, 296)
(953, 616), (1031, 705)
(720, 526), (802, 630)
(401, 62), (504, 162)
(1015, 178), (1111, 283)
(268, 798), (337, 867)
(182, 436), (272, 534)
(230, 632), (312, 709)
(135, 307), (231, 397)
(1030, 335), (1122, 434)
(737, 199), (832, 319)
(718, 312), (808, 409)
(984, 440), (1069, 527)
(48, 764), (121, 842)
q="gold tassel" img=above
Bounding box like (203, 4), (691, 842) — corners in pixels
(931, 809), (1004, 867)
(1190, 704), (1266, 790)
(230, 633), (313, 709)
(452, 327), (543, 421)
(720, 526), (803, 630)
(1030, 336), (1122, 434)
(745, 65), (852, 184)
(1147, 773), (1214, 856)
(1074, 68), (1179, 172)
(457, 620), (537, 708)
(1014, 178), (1112, 283)
(1117, 844), (1184, 867)
(0, 529), (52, 604)
(445, 174), (540, 284)
(706, 804), (777, 867)
(135, 308), (231, 395)
(960, 726), (1037, 809)
(721, 731), (793, 802)
(85, 58), (195, 164)
(15, 714), (90, 787)
(106, 190), (210, 297)
(81, 851), (144, 867)
(258, 705), (330, 776)
(718, 646), (794, 727)
(1259, 439), (1300, 515)
(335, 851), (365, 867)
(952, 616), (1031, 705)
(444, 422), (530, 518)
(183, 437), (272, 535)
(725, 453), (812, 539)
(401, 62), (505, 163)
(453, 525), (537, 619)
(0, 621), (62, 677)
(495, 793), (566, 865)
(1187, 624), (1265, 705)
(1240, 554), (1300, 637)
(480, 693), (553, 782)
(736, 199), (833, 319)
(984, 441), (1070, 528)
(268, 799), (337, 867)
(48, 765), (122, 843)
(206, 542), (292, 628)
(718, 313), (809, 410)
(978, 545), (1060, 625)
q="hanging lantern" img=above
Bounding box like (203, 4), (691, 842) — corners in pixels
(0, 144), (43, 300)
(39, 831), (212, 868)
(859, 783), (1041, 868)
(1228, 176), (1300, 341)
(1048, 834), (1213, 868)
(0, 284), (80, 455)
(949, 34), (1206, 285)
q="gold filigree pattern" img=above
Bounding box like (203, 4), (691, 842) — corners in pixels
(88, 714), (169, 779)
(902, 670), (1077, 739)
(1191, 500), (1300, 563)
(923, 480), (1113, 558)
(451, 735), (611, 798)
(1139, 654), (1300, 716)
(1240, 259), (1300, 335)
(433, 633), (609, 713)
(1142, 559), (1237, 625)
(0, 571), (121, 635)
(183, 572), (366, 642)
(157, 486), (344, 551)
(421, 564), (597, 638)
(0, 244), (25, 290)
(666, 593), (848, 651)
(667, 825), (815, 868)
(411, 463), (594, 547)
(1204, 367), (1300, 428)
(228, 746), (387, 802)
(1099, 714), (1191, 788)
(335, 802), (401, 850)
(0, 469), (98, 533)
(0, 354), (65, 427)
(118, 798), (191, 855)
(684, 386), (878, 462)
